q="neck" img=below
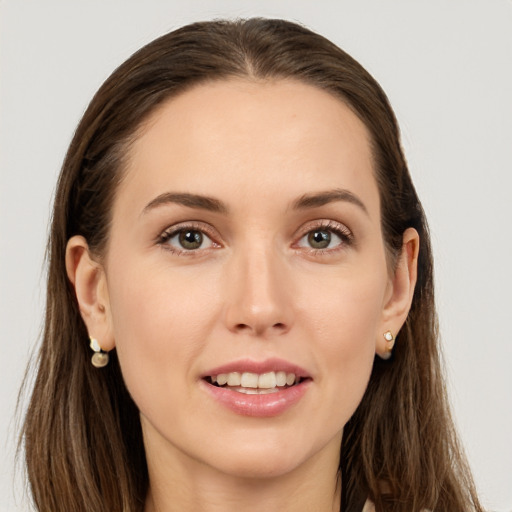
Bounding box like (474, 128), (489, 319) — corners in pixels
(143, 431), (342, 512)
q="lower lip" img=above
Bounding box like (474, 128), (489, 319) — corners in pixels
(201, 379), (311, 417)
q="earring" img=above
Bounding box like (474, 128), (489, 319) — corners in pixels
(383, 330), (395, 357)
(89, 336), (109, 368)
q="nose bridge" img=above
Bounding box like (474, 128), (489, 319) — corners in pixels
(224, 237), (293, 336)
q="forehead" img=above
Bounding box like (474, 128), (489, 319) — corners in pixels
(118, 78), (379, 218)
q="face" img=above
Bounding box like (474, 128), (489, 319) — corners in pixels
(101, 79), (396, 480)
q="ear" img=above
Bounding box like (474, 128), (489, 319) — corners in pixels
(65, 235), (115, 352)
(376, 227), (419, 358)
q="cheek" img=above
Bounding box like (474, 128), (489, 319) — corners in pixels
(300, 261), (387, 347)
(109, 258), (218, 339)
(106, 262), (221, 411)
(298, 266), (386, 409)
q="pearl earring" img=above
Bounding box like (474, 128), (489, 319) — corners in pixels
(89, 336), (109, 368)
(383, 330), (395, 355)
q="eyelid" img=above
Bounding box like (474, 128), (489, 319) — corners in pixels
(293, 219), (354, 251)
(156, 221), (222, 254)
(155, 218), (353, 256)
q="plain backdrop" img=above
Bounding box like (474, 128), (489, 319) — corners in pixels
(1, 1), (511, 511)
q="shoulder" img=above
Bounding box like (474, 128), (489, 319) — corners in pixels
(362, 500), (375, 512)
(362, 500), (432, 512)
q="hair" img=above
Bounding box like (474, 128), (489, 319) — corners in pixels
(21, 18), (483, 512)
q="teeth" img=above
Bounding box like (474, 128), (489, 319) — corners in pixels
(235, 387), (280, 394)
(276, 371), (287, 387)
(258, 372), (276, 389)
(217, 373), (228, 386)
(241, 372), (259, 388)
(286, 373), (296, 386)
(227, 372), (241, 386)
(210, 371), (300, 389)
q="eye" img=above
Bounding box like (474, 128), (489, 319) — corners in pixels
(300, 229), (342, 250)
(173, 229), (211, 250)
(158, 224), (218, 254)
(296, 221), (353, 252)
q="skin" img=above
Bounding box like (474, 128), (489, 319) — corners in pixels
(66, 79), (419, 512)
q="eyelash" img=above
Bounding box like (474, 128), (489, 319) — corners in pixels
(156, 220), (353, 256)
(295, 220), (354, 255)
(157, 222), (220, 256)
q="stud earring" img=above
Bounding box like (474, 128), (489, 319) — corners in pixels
(383, 330), (395, 357)
(89, 336), (109, 368)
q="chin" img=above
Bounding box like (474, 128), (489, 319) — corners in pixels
(198, 431), (331, 481)
(208, 454), (304, 481)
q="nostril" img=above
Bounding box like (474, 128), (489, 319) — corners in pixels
(231, 321), (289, 335)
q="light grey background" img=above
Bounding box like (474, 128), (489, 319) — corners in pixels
(1, 1), (511, 511)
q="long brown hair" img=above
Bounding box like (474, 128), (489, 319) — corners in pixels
(21, 18), (483, 511)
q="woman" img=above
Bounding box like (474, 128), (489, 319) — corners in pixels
(21, 18), (483, 512)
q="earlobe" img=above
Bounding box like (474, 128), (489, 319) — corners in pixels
(376, 228), (419, 359)
(65, 236), (115, 351)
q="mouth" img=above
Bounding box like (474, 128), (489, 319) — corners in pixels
(203, 371), (310, 395)
(200, 359), (312, 416)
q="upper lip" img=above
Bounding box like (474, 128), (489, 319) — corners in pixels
(201, 358), (311, 379)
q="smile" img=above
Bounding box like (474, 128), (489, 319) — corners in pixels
(201, 360), (312, 417)
(206, 371), (302, 394)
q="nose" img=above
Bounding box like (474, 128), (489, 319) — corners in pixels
(223, 245), (294, 338)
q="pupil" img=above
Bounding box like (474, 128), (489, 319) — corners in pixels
(179, 230), (202, 249)
(308, 230), (330, 249)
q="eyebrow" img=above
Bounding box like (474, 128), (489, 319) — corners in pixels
(291, 188), (368, 215)
(142, 192), (229, 215)
(142, 188), (368, 217)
